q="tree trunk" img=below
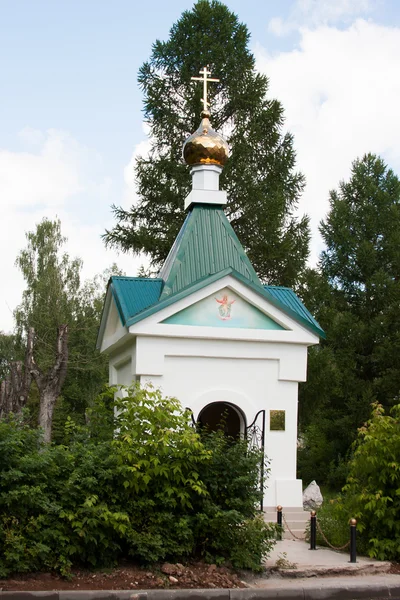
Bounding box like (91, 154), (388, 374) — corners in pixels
(0, 328), (34, 418)
(38, 389), (57, 444)
(0, 378), (12, 418)
(31, 324), (69, 443)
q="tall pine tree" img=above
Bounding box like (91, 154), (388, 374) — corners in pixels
(298, 153), (400, 486)
(104, 0), (310, 286)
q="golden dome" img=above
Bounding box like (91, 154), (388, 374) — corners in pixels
(183, 111), (229, 167)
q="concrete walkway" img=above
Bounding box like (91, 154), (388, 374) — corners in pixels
(259, 538), (392, 577)
(238, 538), (400, 598)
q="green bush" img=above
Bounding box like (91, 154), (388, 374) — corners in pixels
(341, 402), (400, 560)
(308, 495), (369, 557)
(307, 496), (350, 551)
(0, 385), (276, 576)
(307, 403), (400, 560)
(192, 430), (276, 570)
(0, 412), (124, 576)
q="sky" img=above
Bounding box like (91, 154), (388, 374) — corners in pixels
(1, 0), (400, 333)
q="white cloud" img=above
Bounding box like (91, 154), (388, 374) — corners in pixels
(0, 129), (148, 333)
(17, 127), (46, 148)
(256, 18), (400, 263)
(268, 0), (378, 35)
(0, 130), (82, 210)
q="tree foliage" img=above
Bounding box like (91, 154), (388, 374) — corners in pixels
(298, 154), (400, 486)
(14, 218), (81, 372)
(61, 266), (124, 416)
(0, 329), (34, 419)
(104, 0), (310, 286)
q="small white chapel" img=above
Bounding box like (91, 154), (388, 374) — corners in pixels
(97, 68), (325, 511)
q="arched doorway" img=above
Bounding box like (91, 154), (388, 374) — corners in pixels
(198, 402), (246, 439)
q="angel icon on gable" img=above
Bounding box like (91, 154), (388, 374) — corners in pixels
(215, 294), (235, 320)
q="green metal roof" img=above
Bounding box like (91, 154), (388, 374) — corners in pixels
(158, 205), (262, 301)
(110, 276), (163, 325)
(105, 271), (325, 338)
(101, 205), (324, 340)
(264, 286), (324, 337)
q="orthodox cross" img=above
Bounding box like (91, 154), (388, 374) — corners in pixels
(191, 66), (219, 112)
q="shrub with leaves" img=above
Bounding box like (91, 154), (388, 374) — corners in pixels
(111, 385), (210, 562)
(193, 430), (277, 571)
(309, 403), (400, 559)
(342, 402), (400, 560)
(306, 495), (350, 552)
(0, 385), (276, 576)
(0, 412), (122, 576)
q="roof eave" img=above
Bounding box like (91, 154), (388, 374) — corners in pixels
(262, 289), (325, 339)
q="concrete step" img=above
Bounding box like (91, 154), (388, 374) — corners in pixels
(264, 514), (310, 527)
(264, 506), (310, 513)
(264, 511), (310, 519)
(264, 509), (310, 523)
(263, 507), (310, 540)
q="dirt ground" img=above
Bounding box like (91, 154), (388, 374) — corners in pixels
(389, 563), (400, 574)
(0, 561), (247, 591)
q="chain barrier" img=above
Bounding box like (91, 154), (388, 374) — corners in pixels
(281, 511), (350, 550)
(278, 509), (351, 552)
(282, 512), (305, 541)
(316, 519), (350, 551)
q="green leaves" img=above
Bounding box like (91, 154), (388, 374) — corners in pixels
(14, 218), (82, 373)
(0, 386), (276, 575)
(8, 218), (123, 438)
(112, 384), (210, 506)
(341, 402), (400, 560)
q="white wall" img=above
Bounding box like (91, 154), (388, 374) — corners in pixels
(135, 334), (304, 508)
(109, 342), (136, 387)
(161, 355), (272, 419)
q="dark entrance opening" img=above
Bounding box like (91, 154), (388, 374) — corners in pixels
(198, 402), (245, 439)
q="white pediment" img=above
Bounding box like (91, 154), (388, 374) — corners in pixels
(128, 275), (319, 346)
(161, 286), (286, 331)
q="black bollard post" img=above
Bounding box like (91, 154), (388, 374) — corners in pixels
(349, 518), (357, 563)
(310, 510), (317, 550)
(277, 505), (283, 541)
